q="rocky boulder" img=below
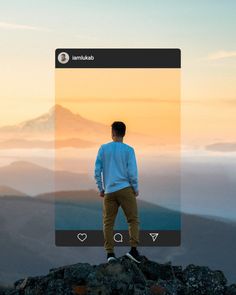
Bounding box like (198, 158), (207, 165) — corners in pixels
(1, 256), (235, 295)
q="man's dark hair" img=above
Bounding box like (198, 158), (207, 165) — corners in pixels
(111, 121), (126, 137)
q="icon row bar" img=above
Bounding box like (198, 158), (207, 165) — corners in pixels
(56, 230), (181, 247)
(77, 232), (159, 243)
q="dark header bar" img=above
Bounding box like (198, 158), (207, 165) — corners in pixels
(55, 48), (181, 68)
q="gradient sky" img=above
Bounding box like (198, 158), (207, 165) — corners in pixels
(0, 0), (235, 145)
(56, 69), (180, 141)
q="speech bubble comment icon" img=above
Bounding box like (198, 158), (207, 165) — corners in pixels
(114, 233), (123, 242)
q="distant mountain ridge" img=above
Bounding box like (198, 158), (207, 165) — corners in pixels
(0, 104), (157, 148)
(0, 104), (109, 147)
(0, 185), (28, 197)
(0, 161), (95, 195)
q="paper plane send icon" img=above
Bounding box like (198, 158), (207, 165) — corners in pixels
(149, 233), (159, 242)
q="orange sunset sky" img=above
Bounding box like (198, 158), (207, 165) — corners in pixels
(55, 69), (180, 142)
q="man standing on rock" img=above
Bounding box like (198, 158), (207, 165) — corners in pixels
(94, 121), (141, 263)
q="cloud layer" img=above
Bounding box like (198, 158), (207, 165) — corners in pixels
(0, 21), (52, 32)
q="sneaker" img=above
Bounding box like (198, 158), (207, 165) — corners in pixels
(107, 252), (117, 262)
(125, 248), (141, 263)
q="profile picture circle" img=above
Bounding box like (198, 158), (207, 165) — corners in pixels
(58, 52), (70, 64)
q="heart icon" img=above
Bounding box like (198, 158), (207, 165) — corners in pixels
(77, 233), (87, 242)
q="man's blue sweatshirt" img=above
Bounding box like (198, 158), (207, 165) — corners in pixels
(94, 141), (138, 194)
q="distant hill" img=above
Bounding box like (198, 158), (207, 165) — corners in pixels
(205, 141), (236, 152)
(0, 191), (235, 285)
(0, 161), (94, 195)
(0, 185), (28, 197)
(37, 189), (97, 202)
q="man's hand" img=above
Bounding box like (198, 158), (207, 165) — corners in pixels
(131, 187), (139, 197)
(99, 190), (105, 198)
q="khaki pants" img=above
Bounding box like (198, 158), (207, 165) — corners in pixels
(103, 186), (140, 253)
